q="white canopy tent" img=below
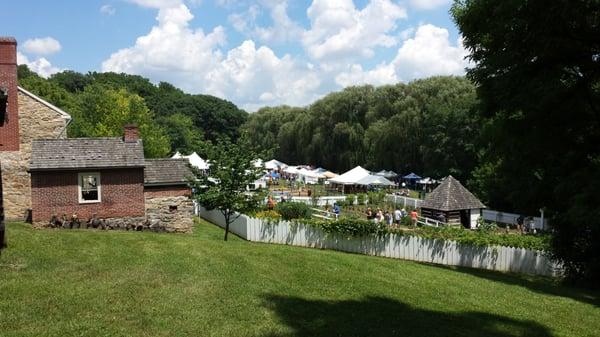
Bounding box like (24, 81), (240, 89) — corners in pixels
(328, 166), (371, 185)
(283, 166), (300, 175)
(356, 175), (395, 186)
(297, 168), (326, 184)
(172, 151), (210, 170)
(265, 159), (287, 170)
(329, 166), (395, 186)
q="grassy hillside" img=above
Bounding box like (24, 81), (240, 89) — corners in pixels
(0, 221), (598, 337)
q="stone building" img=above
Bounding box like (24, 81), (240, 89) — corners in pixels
(420, 175), (486, 229)
(0, 37), (71, 220)
(144, 159), (194, 233)
(1, 36), (194, 232)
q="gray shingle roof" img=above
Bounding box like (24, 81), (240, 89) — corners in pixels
(421, 175), (486, 211)
(29, 138), (145, 171)
(144, 159), (192, 185)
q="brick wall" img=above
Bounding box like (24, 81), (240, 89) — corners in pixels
(31, 168), (145, 222)
(0, 37), (19, 151)
(143, 185), (191, 198)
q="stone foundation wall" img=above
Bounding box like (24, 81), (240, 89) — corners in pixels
(33, 216), (146, 231)
(145, 195), (194, 233)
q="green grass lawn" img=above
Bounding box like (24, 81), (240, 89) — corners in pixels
(1, 220), (598, 337)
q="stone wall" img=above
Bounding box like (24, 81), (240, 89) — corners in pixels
(145, 194), (194, 233)
(0, 90), (68, 220)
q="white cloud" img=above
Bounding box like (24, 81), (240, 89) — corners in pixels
(22, 37), (62, 56)
(335, 63), (397, 87)
(229, 1), (303, 44)
(205, 40), (320, 111)
(100, 4), (116, 15)
(334, 24), (469, 86)
(126, 0), (182, 9)
(409, 0), (451, 11)
(102, 4), (226, 89)
(103, 3), (319, 111)
(17, 52), (62, 78)
(391, 24), (470, 80)
(303, 0), (407, 61)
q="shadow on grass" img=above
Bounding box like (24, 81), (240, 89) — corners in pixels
(262, 294), (553, 337)
(430, 264), (600, 308)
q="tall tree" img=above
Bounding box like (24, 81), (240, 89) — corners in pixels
(453, 0), (600, 285)
(68, 85), (171, 158)
(191, 137), (266, 241)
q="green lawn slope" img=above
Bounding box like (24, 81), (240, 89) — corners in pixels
(0, 220), (598, 337)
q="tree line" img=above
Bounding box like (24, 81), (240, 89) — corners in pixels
(17, 66), (248, 158)
(243, 76), (482, 184)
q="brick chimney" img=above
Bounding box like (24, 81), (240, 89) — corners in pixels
(123, 124), (139, 142)
(0, 37), (19, 151)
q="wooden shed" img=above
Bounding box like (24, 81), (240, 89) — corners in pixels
(420, 175), (486, 228)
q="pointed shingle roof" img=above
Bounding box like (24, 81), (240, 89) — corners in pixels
(420, 175), (486, 211)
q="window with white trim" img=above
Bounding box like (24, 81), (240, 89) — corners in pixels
(78, 172), (101, 203)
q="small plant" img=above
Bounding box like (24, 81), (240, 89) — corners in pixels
(255, 210), (282, 220)
(345, 194), (355, 206)
(275, 202), (312, 220)
(477, 221), (498, 233)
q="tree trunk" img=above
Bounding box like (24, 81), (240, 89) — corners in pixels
(224, 212), (230, 241)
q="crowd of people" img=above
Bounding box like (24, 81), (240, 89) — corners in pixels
(364, 207), (419, 226)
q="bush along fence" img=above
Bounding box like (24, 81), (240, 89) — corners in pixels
(199, 207), (561, 277)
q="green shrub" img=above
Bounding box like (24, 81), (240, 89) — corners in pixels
(477, 221), (498, 233)
(345, 194), (355, 206)
(356, 193), (366, 205)
(275, 202), (312, 220)
(300, 217), (550, 250)
(306, 218), (386, 237)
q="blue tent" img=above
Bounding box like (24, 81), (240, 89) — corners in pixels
(403, 172), (422, 180)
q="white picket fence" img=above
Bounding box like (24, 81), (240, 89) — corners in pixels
(386, 194), (423, 208)
(288, 196), (347, 206)
(482, 209), (548, 230)
(200, 207), (559, 277)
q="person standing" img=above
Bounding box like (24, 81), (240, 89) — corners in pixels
(267, 196), (276, 210)
(333, 203), (340, 220)
(376, 208), (383, 223)
(394, 208), (402, 226)
(516, 215), (525, 233)
(410, 209), (418, 226)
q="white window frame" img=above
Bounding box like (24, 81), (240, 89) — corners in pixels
(78, 172), (101, 204)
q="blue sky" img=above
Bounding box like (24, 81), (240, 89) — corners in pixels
(2, 0), (468, 111)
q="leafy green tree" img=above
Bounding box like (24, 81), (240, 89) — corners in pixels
(453, 0), (600, 285)
(49, 70), (91, 93)
(159, 113), (206, 155)
(191, 137), (266, 241)
(243, 77), (480, 179)
(18, 65), (76, 112)
(68, 85), (170, 158)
